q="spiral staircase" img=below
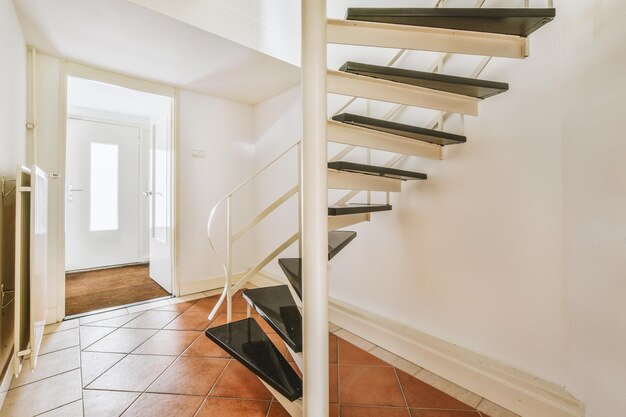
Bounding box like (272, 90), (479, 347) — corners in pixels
(204, 4), (555, 416)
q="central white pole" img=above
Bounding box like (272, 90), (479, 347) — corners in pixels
(301, 0), (329, 416)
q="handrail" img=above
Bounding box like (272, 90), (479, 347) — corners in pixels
(206, 140), (301, 321)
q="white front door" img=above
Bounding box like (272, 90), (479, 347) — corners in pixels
(66, 118), (141, 271)
(148, 115), (172, 293)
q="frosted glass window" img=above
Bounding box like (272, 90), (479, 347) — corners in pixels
(90, 142), (119, 231)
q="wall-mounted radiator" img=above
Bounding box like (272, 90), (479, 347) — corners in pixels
(13, 164), (48, 377)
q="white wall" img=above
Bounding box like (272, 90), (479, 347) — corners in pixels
(177, 89), (256, 294)
(560, 1), (626, 416)
(0, 0), (27, 172)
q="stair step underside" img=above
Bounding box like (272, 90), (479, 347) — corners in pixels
(328, 203), (392, 216)
(327, 18), (529, 59)
(205, 318), (302, 401)
(328, 70), (479, 116)
(329, 161), (427, 181)
(332, 113), (466, 147)
(243, 285), (302, 353)
(327, 120), (443, 160)
(340, 61), (508, 100)
(346, 8), (556, 37)
(328, 230), (357, 260)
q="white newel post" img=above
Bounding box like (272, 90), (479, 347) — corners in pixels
(301, 0), (329, 416)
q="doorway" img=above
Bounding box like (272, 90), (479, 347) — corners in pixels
(64, 76), (174, 316)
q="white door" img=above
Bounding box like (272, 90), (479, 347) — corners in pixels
(148, 116), (172, 293)
(66, 118), (140, 271)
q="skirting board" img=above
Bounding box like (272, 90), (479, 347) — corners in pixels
(329, 297), (584, 417)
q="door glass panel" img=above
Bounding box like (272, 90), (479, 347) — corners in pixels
(153, 119), (168, 243)
(90, 142), (119, 231)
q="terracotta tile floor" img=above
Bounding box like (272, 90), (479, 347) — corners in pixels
(0, 292), (501, 417)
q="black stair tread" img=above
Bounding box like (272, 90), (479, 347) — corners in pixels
(329, 161), (428, 182)
(346, 8), (556, 37)
(205, 318), (302, 401)
(339, 61), (508, 99)
(328, 230), (357, 260)
(278, 259), (302, 301)
(332, 113), (466, 146)
(243, 285), (302, 353)
(328, 203), (392, 216)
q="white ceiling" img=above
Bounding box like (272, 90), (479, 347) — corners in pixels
(14, 0), (300, 105)
(67, 76), (172, 118)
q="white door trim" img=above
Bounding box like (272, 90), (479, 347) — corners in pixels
(57, 63), (180, 321)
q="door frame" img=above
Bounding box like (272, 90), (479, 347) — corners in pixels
(57, 63), (180, 321)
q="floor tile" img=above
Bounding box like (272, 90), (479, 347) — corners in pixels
(83, 312), (142, 328)
(330, 403), (340, 417)
(341, 405), (411, 417)
(121, 393), (204, 417)
(147, 356), (228, 395)
(79, 308), (130, 325)
(39, 328), (80, 355)
(182, 333), (231, 358)
(267, 401), (291, 417)
(335, 329), (377, 352)
(123, 310), (180, 329)
(338, 339), (389, 366)
(85, 328), (157, 353)
(397, 369), (473, 410)
(184, 296), (221, 314)
(81, 351), (126, 387)
(133, 330), (200, 356)
(329, 364), (339, 404)
(38, 400), (83, 417)
(157, 300), (196, 313)
(0, 369), (82, 417)
(83, 389), (139, 417)
(127, 299), (171, 313)
(329, 333), (338, 364)
(207, 312), (248, 328)
(87, 354), (175, 392)
(79, 326), (116, 350)
(10, 346), (80, 389)
(164, 311), (211, 331)
(44, 319), (79, 335)
(210, 360), (273, 400)
(415, 369), (482, 408)
(409, 411), (481, 417)
(369, 347), (422, 375)
(339, 365), (405, 407)
(196, 397), (270, 417)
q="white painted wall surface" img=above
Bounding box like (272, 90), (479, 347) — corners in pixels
(175, 90), (256, 294)
(560, 1), (626, 416)
(0, 0), (27, 173)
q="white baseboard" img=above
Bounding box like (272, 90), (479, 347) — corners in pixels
(179, 276), (226, 296)
(329, 298), (584, 417)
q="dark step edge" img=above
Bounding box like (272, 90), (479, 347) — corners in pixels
(243, 286), (302, 353)
(278, 258), (302, 300)
(328, 204), (392, 216)
(205, 318), (302, 401)
(345, 8), (556, 37)
(328, 230), (357, 260)
(339, 61), (509, 99)
(332, 113), (466, 146)
(328, 161), (427, 181)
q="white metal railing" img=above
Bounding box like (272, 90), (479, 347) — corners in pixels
(206, 141), (302, 322)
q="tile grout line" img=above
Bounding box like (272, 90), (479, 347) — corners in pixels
(193, 356), (233, 417)
(392, 367), (411, 413)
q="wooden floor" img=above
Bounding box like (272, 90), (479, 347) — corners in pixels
(65, 264), (169, 316)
